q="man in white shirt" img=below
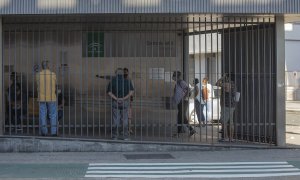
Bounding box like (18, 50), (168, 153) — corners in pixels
(202, 77), (214, 122)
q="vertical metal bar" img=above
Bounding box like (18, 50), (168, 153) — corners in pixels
(268, 17), (272, 144)
(263, 17), (267, 143)
(204, 15), (208, 142)
(132, 16), (137, 139)
(157, 16), (161, 140)
(20, 24), (23, 133)
(257, 17), (261, 143)
(170, 16), (176, 141)
(80, 23), (83, 136)
(199, 16), (202, 142)
(139, 16), (143, 141)
(92, 28), (95, 137)
(145, 17), (149, 139)
(0, 17), (3, 135)
(68, 26), (71, 136)
(240, 17), (244, 142)
(62, 24), (65, 136)
(32, 26), (36, 135)
(233, 16), (237, 142)
(184, 16), (189, 140)
(210, 15), (214, 144)
(221, 16), (225, 142)
(85, 25), (89, 137)
(108, 20), (113, 139)
(98, 23), (101, 137)
(192, 15), (196, 142)
(216, 15), (220, 141)
(251, 17), (255, 142)
(168, 16), (172, 139)
(26, 24), (29, 134)
(228, 16), (232, 143)
(245, 17), (249, 143)
(151, 16), (154, 140)
(163, 16), (167, 140)
(14, 28), (17, 134)
(8, 27), (11, 135)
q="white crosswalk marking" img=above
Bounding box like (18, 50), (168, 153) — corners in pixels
(85, 162), (300, 178)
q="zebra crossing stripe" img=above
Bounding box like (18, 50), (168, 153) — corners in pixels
(85, 162), (300, 178)
(89, 162), (289, 166)
(88, 165), (294, 170)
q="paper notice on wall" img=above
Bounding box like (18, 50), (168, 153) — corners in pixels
(149, 68), (164, 80)
(164, 72), (172, 82)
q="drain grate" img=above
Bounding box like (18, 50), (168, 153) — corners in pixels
(123, 153), (175, 160)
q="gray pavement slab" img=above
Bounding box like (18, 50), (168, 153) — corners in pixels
(286, 101), (300, 111)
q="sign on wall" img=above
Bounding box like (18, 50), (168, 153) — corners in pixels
(82, 32), (104, 57)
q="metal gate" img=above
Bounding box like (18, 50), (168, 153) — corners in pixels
(2, 15), (276, 145)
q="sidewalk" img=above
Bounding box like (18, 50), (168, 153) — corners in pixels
(286, 101), (300, 112)
(0, 149), (300, 179)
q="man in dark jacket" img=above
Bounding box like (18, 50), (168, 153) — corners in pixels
(107, 68), (134, 140)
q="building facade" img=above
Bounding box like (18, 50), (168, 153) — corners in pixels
(1, 0), (299, 147)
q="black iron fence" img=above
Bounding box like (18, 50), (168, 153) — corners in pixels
(2, 15), (276, 145)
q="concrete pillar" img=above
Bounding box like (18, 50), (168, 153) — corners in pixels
(0, 17), (3, 135)
(275, 16), (286, 146)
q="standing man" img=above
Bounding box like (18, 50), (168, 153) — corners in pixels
(36, 60), (57, 136)
(193, 78), (205, 126)
(172, 71), (196, 136)
(107, 68), (134, 140)
(202, 77), (214, 122)
(216, 73), (236, 142)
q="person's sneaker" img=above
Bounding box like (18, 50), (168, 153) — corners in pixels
(189, 129), (197, 137)
(112, 137), (118, 140)
(122, 138), (130, 141)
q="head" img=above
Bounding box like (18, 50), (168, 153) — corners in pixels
(41, 60), (49, 70)
(123, 68), (129, 79)
(202, 77), (208, 85)
(10, 72), (16, 83)
(193, 78), (199, 85)
(15, 84), (21, 95)
(172, 71), (182, 81)
(115, 68), (124, 77)
(229, 73), (235, 81)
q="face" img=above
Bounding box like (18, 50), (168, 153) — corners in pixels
(172, 74), (177, 81)
(124, 70), (129, 78)
(202, 79), (208, 84)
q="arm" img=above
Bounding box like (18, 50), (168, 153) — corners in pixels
(106, 81), (117, 100)
(121, 80), (134, 100)
(216, 78), (223, 87)
(108, 92), (118, 101)
(194, 86), (199, 98)
(121, 90), (134, 100)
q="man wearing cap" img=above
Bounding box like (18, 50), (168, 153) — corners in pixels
(36, 61), (57, 136)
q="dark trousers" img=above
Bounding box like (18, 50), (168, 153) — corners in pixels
(195, 99), (205, 123)
(177, 100), (194, 133)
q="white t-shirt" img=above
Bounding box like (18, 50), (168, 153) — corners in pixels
(202, 83), (214, 101)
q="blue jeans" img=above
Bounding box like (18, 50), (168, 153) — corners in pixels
(39, 102), (57, 135)
(195, 99), (205, 123)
